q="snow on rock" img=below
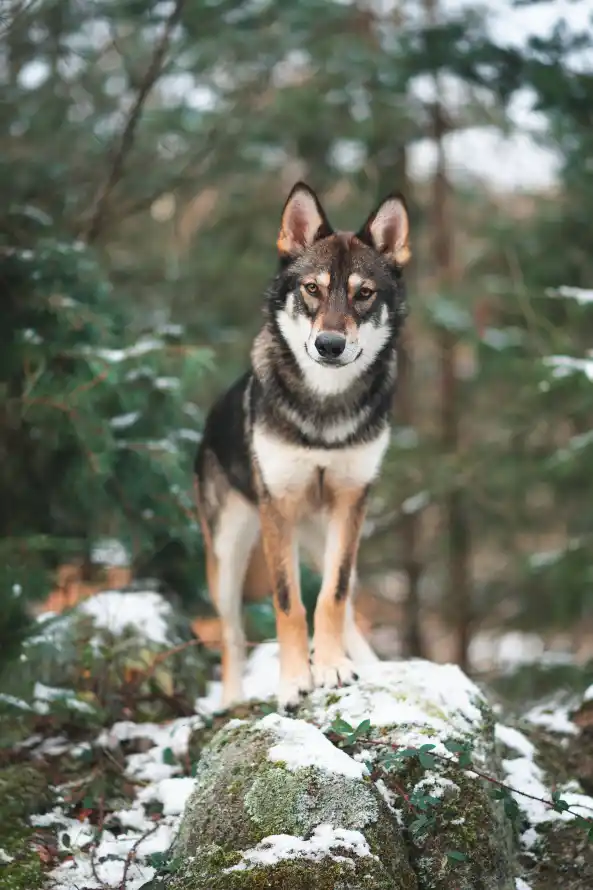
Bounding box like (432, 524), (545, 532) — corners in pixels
(261, 713), (367, 779)
(79, 590), (172, 645)
(496, 721), (593, 844)
(309, 658), (487, 756)
(516, 879), (532, 890)
(225, 824), (375, 873)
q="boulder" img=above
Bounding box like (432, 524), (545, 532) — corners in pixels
(165, 657), (516, 889)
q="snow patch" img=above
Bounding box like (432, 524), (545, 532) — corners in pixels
(516, 879), (532, 890)
(260, 713), (367, 779)
(79, 590), (172, 645)
(196, 641), (280, 712)
(224, 824), (374, 873)
(548, 285), (593, 305)
(137, 776), (196, 816)
(543, 354), (593, 382)
(525, 702), (578, 736)
(33, 683), (94, 715)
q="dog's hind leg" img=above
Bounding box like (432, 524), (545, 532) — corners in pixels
(344, 592), (379, 664)
(207, 491), (260, 709)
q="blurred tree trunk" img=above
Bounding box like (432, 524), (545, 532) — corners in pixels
(424, 0), (472, 670)
(374, 139), (425, 658)
(397, 326), (425, 658)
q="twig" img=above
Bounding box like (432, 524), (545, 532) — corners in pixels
(84, 0), (185, 243)
(359, 736), (593, 823)
(89, 841), (110, 890)
(119, 819), (161, 890)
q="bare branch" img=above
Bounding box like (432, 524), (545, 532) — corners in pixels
(84, 0), (185, 243)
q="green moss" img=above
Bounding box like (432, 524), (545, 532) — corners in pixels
(166, 842), (404, 889)
(385, 762), (514, 890)
(0, 764), (55, 890)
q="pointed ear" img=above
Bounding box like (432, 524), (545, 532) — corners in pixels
(277, 182), (333, 258)
(356, 193), (411, 266)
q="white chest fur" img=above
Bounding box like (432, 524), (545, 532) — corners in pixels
(252, 423), (390, 498)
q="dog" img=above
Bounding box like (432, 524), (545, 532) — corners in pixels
(194, 181), (411, 709)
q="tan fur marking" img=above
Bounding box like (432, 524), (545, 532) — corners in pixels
(312, 486), (367, 676)
(258, 496), (311, 703)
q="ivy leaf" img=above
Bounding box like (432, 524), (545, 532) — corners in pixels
(410, 814), (430, 835)
(419, 744), (436, 753)
(162, 747), (176, 766)
(446, 849), (467, 862)
(551, 790), (570, 813)
(504, 796), (520, 821)
(397, 747), (418, 760)
(355, 718), (371, 736)
(331, 718), (354, 736)
(444, 739), (465, 753)
(458, 750), (472, 768)
(419, 751), (437, 769)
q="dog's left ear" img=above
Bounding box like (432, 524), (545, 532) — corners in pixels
(356, 193), (411, 267)
(277, 182), (333, 258)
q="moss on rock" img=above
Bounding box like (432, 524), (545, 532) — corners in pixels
(0, 763), (54, 890)
(167, 842), (402, 889)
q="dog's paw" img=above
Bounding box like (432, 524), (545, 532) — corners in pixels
(312, 656), (358, 690)
(278, 670), (313, 713)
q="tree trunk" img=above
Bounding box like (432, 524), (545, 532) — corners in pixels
(396, 327), (425, 657)
(373, 136), (425, 658)
(424, 0), (472, 671)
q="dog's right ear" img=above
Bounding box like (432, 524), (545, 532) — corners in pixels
(277, 182), (333, 258)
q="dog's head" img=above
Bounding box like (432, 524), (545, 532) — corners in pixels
(270, 182), (410, 393)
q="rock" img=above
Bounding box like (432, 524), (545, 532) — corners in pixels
(165, 657), (516, 889)
(169, 713), (415, 889)
(15, 589), (209, 724)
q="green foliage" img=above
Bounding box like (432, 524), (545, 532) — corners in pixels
(329, 717), (593, 857)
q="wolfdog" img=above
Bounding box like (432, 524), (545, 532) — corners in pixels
(195, 182), (410, 709)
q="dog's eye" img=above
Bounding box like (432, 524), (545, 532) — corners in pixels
(304, 282), (320, 296)
(357, 286), (374, 300)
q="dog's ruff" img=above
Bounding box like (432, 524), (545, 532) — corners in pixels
(194, 181), (411, 709)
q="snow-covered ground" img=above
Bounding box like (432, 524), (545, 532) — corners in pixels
(24, 634), (591, 889)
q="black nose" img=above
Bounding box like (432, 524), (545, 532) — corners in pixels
(315, 331), (346, 359)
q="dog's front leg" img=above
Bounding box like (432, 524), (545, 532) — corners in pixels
(312, 485), (368, 689)
(259, 498), (312, 709)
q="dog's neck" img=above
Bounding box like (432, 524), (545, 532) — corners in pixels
(250, 321), (398, 449)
